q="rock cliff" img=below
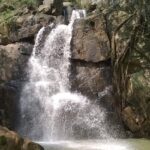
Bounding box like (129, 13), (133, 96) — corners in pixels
(0, 0), (150, 140)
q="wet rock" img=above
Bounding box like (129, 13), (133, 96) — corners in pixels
(0, 126), (44, 150)
(23, 139), (44, 150)
(72, 17), (110, 63)
(71, 61), (112, 99)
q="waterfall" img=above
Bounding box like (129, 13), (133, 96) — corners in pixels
(18, 10), (108, 141)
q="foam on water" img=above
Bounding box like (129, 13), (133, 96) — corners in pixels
(38, 140), (132, 150)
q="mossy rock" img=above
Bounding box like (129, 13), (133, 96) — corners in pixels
(0, 126), (44, 150)
(0, 136), (7, 146)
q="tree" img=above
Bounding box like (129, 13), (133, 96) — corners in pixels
(98, 0), (150, 112)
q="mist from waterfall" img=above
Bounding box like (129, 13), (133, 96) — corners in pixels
(18, 10), (108, 141)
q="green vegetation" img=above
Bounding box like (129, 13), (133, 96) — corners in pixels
(0, 0), (40, 24)
(0, 136), (7, 145)
(0, 0), (40, 7)
(95, 0), (150, 111)
(0, 0), (42, 37)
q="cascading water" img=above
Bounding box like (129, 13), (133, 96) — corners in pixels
(18, 10), (108, 141)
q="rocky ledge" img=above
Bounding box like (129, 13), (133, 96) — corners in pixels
(0, 126), (44, 150)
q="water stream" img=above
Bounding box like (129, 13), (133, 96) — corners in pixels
(18, 10), (108, 141)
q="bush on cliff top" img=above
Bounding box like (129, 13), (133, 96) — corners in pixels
(0, 0), (40, 26)
(0, 0), (40, 7)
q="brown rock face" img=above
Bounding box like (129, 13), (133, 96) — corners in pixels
(0, 43), (33, 82)
(71, 61), (112, 99)
(0, 43), (33, 128)
(72, 17), (110, 63)
(70, 16), (126, 137)
(71, 16), (112, 100)
(0, 14), (55, 45)
(122, 107), (141, 132)
(0, 126), (44, 150)
(122, 105), (150, 137)
(9, 14), (55, 43)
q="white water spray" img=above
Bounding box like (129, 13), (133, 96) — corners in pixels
(18, 10), (108, 141)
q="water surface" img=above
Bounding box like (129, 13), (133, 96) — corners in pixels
(40, 139), (150, 150)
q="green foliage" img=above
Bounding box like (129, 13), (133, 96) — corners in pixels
(0, 0), (40, 25)
(95, 0), (150, 109)
(128, 70), (150, 115)
(0, 0), (39, 7)
(131, 71), (150, 91)
(19, 0), (39, 7)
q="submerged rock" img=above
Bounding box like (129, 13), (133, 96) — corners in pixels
(0, 126), (44, 150)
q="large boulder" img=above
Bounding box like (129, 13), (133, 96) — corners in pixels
(71, 14), (111, 99)
(72, 17), (110, 63)
(122, 106), (150, 137)
(0, 126), (44, 150)
(122, 107), (142, 133)
(71, 61), (112, 99)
